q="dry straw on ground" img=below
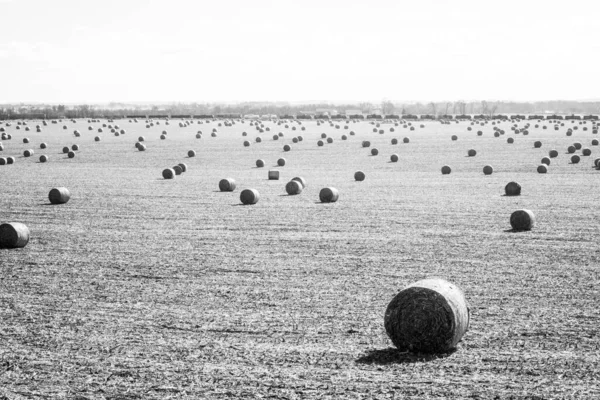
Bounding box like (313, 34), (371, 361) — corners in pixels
(384, 278), (470, 353)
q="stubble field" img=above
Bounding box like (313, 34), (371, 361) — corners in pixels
(0, 116), (599, 399)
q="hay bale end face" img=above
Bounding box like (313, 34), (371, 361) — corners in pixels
(240, 188), (260, 205)
(256, 159), (265, 168)
(571, 155), (581, 164)
(441, 165), (451, 175)
(582, 148), (592, 156)
(510, 209), (535, 231)
(188, 150), (196, 157)
(354, 171), (366, 181)
(173, 165), (183, 175)
(39, 155), (48, 163)
(268, 170), (280, 180)
(390, 153), (399, 162)
(277, 158), (286, 167)
(371, 148), (379, 156)
(319, 187), (339, 203)
(483, 165), (494, 175)
(549, 150), (558, 158)
(505, 181), (521, 196)
(0, 222), (30, 249)
(137, 144), (146, 152)
(384, 278), (469, 353)
(285, 180), (303, 195)
(162, 168), (175, 179)
(534, 141), (542, 148)
(49, 187), (71, 204)
(468, 149), (476, 157)
(537, 164), (548, 173)
(62, 146), (70, 154)
(283, 144), (291, 152)
(541, 157), (551, 166)
(362, 141), (371, 148)
(219, 178), (237, 192)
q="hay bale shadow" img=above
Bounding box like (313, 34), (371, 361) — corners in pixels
(356, 348), (456, 365)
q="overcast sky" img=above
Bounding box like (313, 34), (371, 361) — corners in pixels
(0, 0), (599, 104)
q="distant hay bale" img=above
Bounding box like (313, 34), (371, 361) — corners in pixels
(95, 136), (101, 142)
(574, 142), (582, 150)
(98, 128), (103, 133)
(384, 278), (469, 353)
(507, 137), (514, 144)
(350, 131), (355, 136)
(278, 132), (284, 137)
(594, 158), (600, 168)
(549, 150), (558, 158)
(162, 168), (175, 179)
(370, 148), (379, 156)
(283, 144), (291, 152)
(137, 144), (146, 152)
(256, 137), (262, 143)
(68, 151), (75, 158)
(477, 131), (483, 136)
(571, 154), (581, 164)
(273, 135), (279, 140)
(0, 158), (5, 165)
(291, 176), (307, 188)
(327, 137), (333, 144)
(468, 149), (476, 157)
(39, 155), (48, 163)
(62, 146), (70, 154)
(379, 129), (385, 134)
(567, 145), (576, 154)
(196, 133), (202, 139)
(277, 158), (286, 166)
(160, 134), (166, 140)
(451, 135), (457, 141)
(0, 222), (30, 249)
(483, 165), (493, 175)
(441, 165), (451, 175)
(256, 159), (265, 168)
(354, 171), (366, 181)
(240, 188), (260, 205)
(219, 178), (237, 192)
(319, 187), (339, 203)
(592, 139), (599, 146)
(342, 135), (347, 140)
(494, 131), (500, 137)
(6, 157), (14, 164)
(537, 164), (548, 173)
(403, 137), (410, 143)
(173, 165), (183, 175)
(268, 170), (280, 180)
(23, 138), (29, 144)
(292, 137), (298, 143)
(138, 136), (145, 142)
(74, 130), (80, 137)
(211, 132), (217, 137)
(285, 180), (303, 195)
(72, 144), (79, 151)
(178, 163), (188, 173)
(582, 148), (592, 156)
(541, 157), (551, 165)
(362, 141), (371, 148)
(510, 209), (535, 231)
(23, 149), (34, 157)
(49, 187), (71, 204)
(390, 153), (399, 162)
(243, 141), (250, 147)
(505, 181), (521, 196)
(391, 138), (398, 145)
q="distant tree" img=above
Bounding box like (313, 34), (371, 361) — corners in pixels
(381, 100), (395, 115)
(428, 102), (437, 116)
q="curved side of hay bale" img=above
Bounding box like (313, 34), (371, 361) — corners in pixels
(537, 164), (548, 173)
(277, 158), (286, 167)
(384, 278), (469, 353)
(483, 165), (493, 175)
(371, 148), (379, 156)
(49, 187), (71, 204)
(549, 150), (558, 158)
(178, 163), (188, 173)
(72, 144), (79, 151)
(390, 153), (399, 162)
(24, 149), (34, 157)
(39, 155), (48, 163)
(571, 155), (581, 164)
(291, 176), (307, 188)
(362, 141), (370, 148)
(441, 165), (451, 175)
(285, 180), (303, 195)
(219, 178), (237, 192)
(541, 157), (550, 166)
(504, 181), (521, 196)
(173, 165), (183, 175)
(582, 148), (591, 156)
(137, 144), (146, 152)
(283, 144), (291, 152)
(6, 157), (14, 164)
(188, 150), (196, 157)
(240, 188), (259, 205)
(162, 168), (175, 179)
(354, 171), (366, 181)
(403, 137), (410, 143)
(0, 222), (30, 249)
(319, 187), (339, 203)
(0, 157), (6, 165)
(256, 159), (265, 168)
(534, 141), (542, 148)
(510, 209), (535, 231)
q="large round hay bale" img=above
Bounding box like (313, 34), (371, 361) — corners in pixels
(243, 140), (251, 147)
(68, 151), (75, 158)
(319, 187), (339, 203)
(477, 131), (483, 136)
(292, 137), (298, 143)
(341, 135), (347, 140)
(549, 150), (558, 158)
(23, 149), (34, 157)
(582, 148), (592, 156)
(390, 153), (399, 162)
(39, 155), (48, 163)
(95, 136), (101, 142)
(327, 137), (333, 144)
(592, 139), (599, 146)
(441, 165), (451, 175)
(277, 158), (286, 167)
(162, 168), (175, 179)
(160, 134), (166, 140)
(507, 137), (514, 144)
(211, 132), (217, 137)
(240, 188), (259, 205)
(510, 209), (535, 231)
(483, 165), (493, 175)
(173, 165), (183, 175)
(403, 137), (410, 144)
(49, 187), (71, 204)
(137, 144), (146, 152)
(219, 178), (237, 192)
(178, 163), (188, 173)
(354, 171), (366, 181)
(283, 144), (291, 152)
(371, 148), (379, 156)
(291, 176), (307, 188)
(391, 138), (398, 145)
(571, 154), (581, 164)
(384, 278), (469, 353)
(541, 157), (551, 166)
(256, 159), (265, 168)
(362, 141), (370, 148)
(537, 164), (548, 173)
(196, 133), (202, 139)
(71, 144), (79, 151)
(297, 136), (303, 141)
(285, 180), (303, 195)
(594, 158), (600, 168)
(317, 140), (324, 147)
(62, 146), (70, 154)
(0, 157), (5, 165)
(138, 136), (145, 142)
(468, 149), (476, 157)
(451, 135), (457, 141)
(23, 138), (29, 144)
(574, 142), (582, 150)
(505, 181), (521, 196)
(321, 133), (327, 139)
(534, 141), (542, 148)
(0, 222), (30, 249)
(6, 157), (14, 164)
(188, 150), (196, 157)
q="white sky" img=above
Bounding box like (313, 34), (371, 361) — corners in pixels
(0, 0), (599, 104)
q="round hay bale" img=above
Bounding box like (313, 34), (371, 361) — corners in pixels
(39, 155), (48, 163)
(243, 140), (250, 147)
(298, 136), (303, 141)
(211, 132), (217, 137)
(451, 135), (457, 141)
(483, 165), (494, 175)
(285, 180), (303, 195)
(594, 158), (600, 168)
(256, 137), (262, 143)
(23, 138), (30, 144)
(321, 133), (327, 139)
(571, 154), (581, 164)
(537, 164), (548, 173)
(137, 144), (146, 152)
(354, 171), (366, 181)
(72, 144), (79, 151)
(371, 148), (379, 156)
(62, 146), (69, 154)
(504, 181), (521, 196)
(178, 163), (188, 173)
(390, 153), (399, 162)
(273, 135), (279, 141)
(391, 138), (398, 145)
(582, 148), (592, 156)
(327, 137), (333, 144)
(534, 141), (542, 148)
(277, 158), (286, 167)
(23, 149), (34, 157)
(138, 136), (145, 142)
(477, 131), (483, 136)
(188, 150), (196, 157)
(441, 165), (451, 175)
(240, 188), (260, 205)
(0, 158), (5, 165)
(574, 142), (582, 150)
(6, 157), (14, 164)
(350, 131), (355, 136)
(173, 165), (183, 175)
(196, 133), (202, 139)
(467, 149), (476, 157)
(403, 137), (410, 144)
(319, 187), (339, 203)
(292, 137), (298, 143)
(507, 137), (514, 144)
(541, 157), (551, 166)
(384, 278), (469, 353)
(68, 151), (75, 158)
(362, 141), (371, 148)
(95, 136), (101, 142)
(494, 131), (500, 137)
(283, 144), (291, 152)
(592, 139), (599, 146)
(219, 178), (237, 192)
(0, 222), (30, 249)
(549, 150), (558, 158)
(162, 168), (175, 179)
(256, 159), (265, 168)
(278, 132), (284, 137)
(510, 209), (535, 231)
(341, 135), (347, 140)
(160, 134), (166, 140)
(0, 144), (3, 151)
(291, 176), (307, 188)
(49, 187), (71, 204)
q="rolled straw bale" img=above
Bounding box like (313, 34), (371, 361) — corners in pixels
(137, 144), (146, 152)
(277, 158), (286, 167)
(505, 181), (521, 196)
(39, 155), (48, 163)
(0, 158), (6, 165)
(72, 144), (79, 151)
(285, 180), (303, 195)
(256, 159), (265, 168)
(534, 141), (542, 148)
(0, 222), (30, 249)
(451, 135), (457, 141)
(510, 209), (535, 231)
(321, 133), (327, 139)
(549, 150), (558, 158)
(188, 150), (196, 157)
(283, 144), (291, 152)
(273, 135), (279, 141)
(371, 148), (379, 156)
(582, 148), (592, 156)
(95, 136), (101, 142)
(291, 176), (307, 188)
(162, 168), (175, 179)
(256, 137), (262, 143)
(211, 132), (217, 137)
(541, 157), (551, 166)
(350, 131), (355, 136)
(196, 133), (202, 139)
(592, 139), (599, 146)
(403, 137), (410, 143)
(477, 131), (483, 136)
(138, 136), (145, 142)
(24, 149), (34, 157)
(240, 188), (259, 205)
(68, 151), (75, 158)
(173, 165), (183, 175)
(571, 155), (580, 164)
(483, 165), (493, 175)
(219, 178), (237, 192)
(278, 132), (284, 137)
(160, 134), (166, 140)
(341, 135), (347, 140)
(467, 149), (476, 157)
(594, 158), (600, 168)
(0, 144), (3, 151)
(362, 141), (371, 148)
(391, 138), (398, 145)
(507, 138), (514, 144)
(297, 136), (303, 141)
(178, 163), (188, 173)
(494, 131), (500, 137)
(354, 171), (366, 181)
(441, 165), (451, 175)
(23, 138), (30, 144)
(574, 142), (582, 150)
(7, 157), (14, 164)
(319, 187), (339, 203)
(384, 278), (470, 353)
(292, 137), (298, 143)
(268, 170), (280, 180)
(537, 164), (548, 173)
(62, 146), (70, 153)
(49, 187), (71, 204)
(390, 153), (399, 162)
(327, 137), (333, 144)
